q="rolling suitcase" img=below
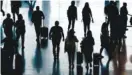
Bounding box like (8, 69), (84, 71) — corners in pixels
(41, 20), (48, 39)
(77, 52), (83, 65)
(93, 53), (102, 75)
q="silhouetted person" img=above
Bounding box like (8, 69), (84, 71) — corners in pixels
(11, 1), (21, 22)
(15, 14), (25, 49)
(1, 37), (16, 74)
(32, 6), (45, 43)
(0, 0), (5, 16)
(65, 29), (78, 69)
(106, 1), (119, 39)
(120, 2), (128, 38)
(49, 21), (64, 59)
(100, 22), (109, 56)
(80, 30), (94, 70)
(82, 2), (94, 36)
(99, 22), (112, 64)
(67, 1), (77, 31)
(2, 13), (14, 38)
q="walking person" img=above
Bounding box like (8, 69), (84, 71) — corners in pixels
(2, 13), (14, 38)
(82, 2), (94, 37)
(99, 22), (113, 65)
(65, 29), (78, 69)
(67, 1), (77, 31)
(120, 2), (128, 38)
(80, 30), (94, 70)
(15, 14), (26, 49)
(11, 1), (21, 22)
(32, 6), (45, 43)
(49, 21), (64, 59)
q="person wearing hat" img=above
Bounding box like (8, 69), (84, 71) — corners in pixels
(65, 29), (78, 69)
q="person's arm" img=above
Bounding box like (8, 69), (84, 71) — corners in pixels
(31, 12), (34, 22)
(61, 27), (64, 41)
(49, 27), (52, 40)
(2, 20), (5, 28)
(41, 11), (45, 20)
(67, 7), (70, 17)
(89, 8), (94, 23)
(75, 7), (77, 20)
(92, 37), (95, 45)
(74, 36), (78, 42)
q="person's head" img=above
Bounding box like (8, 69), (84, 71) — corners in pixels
(36, 6), (40, 11)
(110, 1), (114, 5)
(123, 2), (127, 7)
(18, 14), (23, 20)
(68, 29), (75, 36)
(55, 21), (59, 26)
(85, 2), (89, 8)
(71, 1), (75, 6)
(7, 13), (11, 18)
(87, 30), (92, 37)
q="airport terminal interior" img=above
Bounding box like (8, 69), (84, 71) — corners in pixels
(0, 0), (132, 75)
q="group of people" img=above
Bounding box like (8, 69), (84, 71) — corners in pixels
(1, 0), (130, 72)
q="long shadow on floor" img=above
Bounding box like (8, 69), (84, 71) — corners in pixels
(52, 59), (60, 75)
(32, 45), (43, 73)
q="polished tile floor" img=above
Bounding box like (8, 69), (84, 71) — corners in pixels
(0, 0), (132, 75)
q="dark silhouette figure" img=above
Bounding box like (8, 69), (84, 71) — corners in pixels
(52, 59), (60, 75)
(67, 1), (77, 31)
(104, 1), (119, 37)
(99, 22), (112, 61)
(80, 30), (94, 70)
(0, 0), (5, 16)
(82, 2), (94, 36)
(1, 37), (16, 74)
(11, 1), (21, 22)
(32, 6), (45, 43)
(49, 21), (64, 59)
(120, 2), (128, 38)
(15, 14), (26, 49)
(15, 52), (25, 75)
(2, 13), (14, 38)
(65, 29), (78, 69)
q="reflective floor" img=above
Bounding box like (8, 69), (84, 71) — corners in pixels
(0, 0), (132, 75)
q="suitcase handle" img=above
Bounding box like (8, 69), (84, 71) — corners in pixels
(41, 19), (45, 27)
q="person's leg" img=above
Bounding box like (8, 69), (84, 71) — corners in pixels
(100, 47), (104, 55)
(71, 50), (75, 69)
(56, 40), (61, 58)
(87, 18), (91, 31)
(16, 30), (20, 41)
(83, 20), (87, 37)
(34, 24), (40, 42)
(21, 32), (25, 49)
(72, 19), (75, 30)
(52, 40), (57, 59)
(84, 54), (88, 69)
(68, 18), (71, 31)
(68, 51), (72, 68)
